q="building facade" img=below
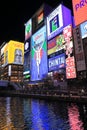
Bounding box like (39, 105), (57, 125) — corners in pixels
(0, 40), (24, 83)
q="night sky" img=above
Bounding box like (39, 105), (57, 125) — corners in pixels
(0, 0), (73, 45)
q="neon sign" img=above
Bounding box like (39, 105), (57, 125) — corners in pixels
(48, 53), (66, 71)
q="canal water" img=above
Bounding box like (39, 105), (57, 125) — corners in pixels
(0, 97), (87, 130)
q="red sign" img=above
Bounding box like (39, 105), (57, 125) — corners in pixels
(66, 57), (75, 67)
(72, 0), (87, 26)
(66, 67), (76, 79)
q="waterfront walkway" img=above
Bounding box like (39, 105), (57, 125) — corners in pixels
(0, 88), (87, 103)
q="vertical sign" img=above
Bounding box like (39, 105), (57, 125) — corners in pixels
(63, 24), (76, 79)
(25, 19), (32, 40)
(8, 65), (11, 76)
(73, 26), (86, 71)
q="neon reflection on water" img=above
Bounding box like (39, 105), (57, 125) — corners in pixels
(6, 97), (12, 129)
(68, 104), (84, 130)
(31, 100), (69, 130)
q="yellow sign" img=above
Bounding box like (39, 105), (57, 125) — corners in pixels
(4, 40), (24, 65)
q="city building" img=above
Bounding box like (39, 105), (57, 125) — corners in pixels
(0, 40), (24, 84)
(24, 3), (52, 86)
(24, 3), (76, 89)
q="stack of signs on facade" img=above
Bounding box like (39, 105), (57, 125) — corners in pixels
(63, 24), (76, 79)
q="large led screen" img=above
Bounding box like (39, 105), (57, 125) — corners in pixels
(47, 4), (72, 40)
(31, 26), (48, 81)
(80, 21), (87, 39)
(72, 0), (87, 26)
(25, 19), (32, 40)
(48, 53), (66, 72)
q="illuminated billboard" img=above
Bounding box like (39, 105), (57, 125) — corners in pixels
(4, 40), (24, 65)
(72, 0), (87, 26)
(24, 38), (31, 53)
(32, 4), (52, 34)
(73, 26), (86, 71)
(25, 19), (32, 40)
(48, 53), (66, 72)
(63, 25), (76, 79)
(80, 21), (87, 39)
(24, 51), (30, 78)
(47, 4), (72, 40)
(31, 26), (48, 81)
(1, 43), (8, 66)
(38, 12), (44, 24)
(48, 34), (65, 55)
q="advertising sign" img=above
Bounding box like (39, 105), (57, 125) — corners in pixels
(66, 57), (76, 79)
(48, 53), (66, 72)
(24, 51), (30, 80)
(72, 0), (87, 26)
(73, 26), (86, 71)
(63, 24), (76, 79)
(38, 12), (44, 24)
(80, 21), (87, 39)
(48, 34), (65, 55)
(25, 19), (32, 40)
(47, 4), (72, 40)
(24, 38), (31, 53)
(4, 40), (24, 65)
(31, 26), (48, 81)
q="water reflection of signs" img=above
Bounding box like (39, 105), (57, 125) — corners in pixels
(68, 104), (84, 130)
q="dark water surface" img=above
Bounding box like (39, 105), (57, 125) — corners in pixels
(0, 97), (87, 130)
